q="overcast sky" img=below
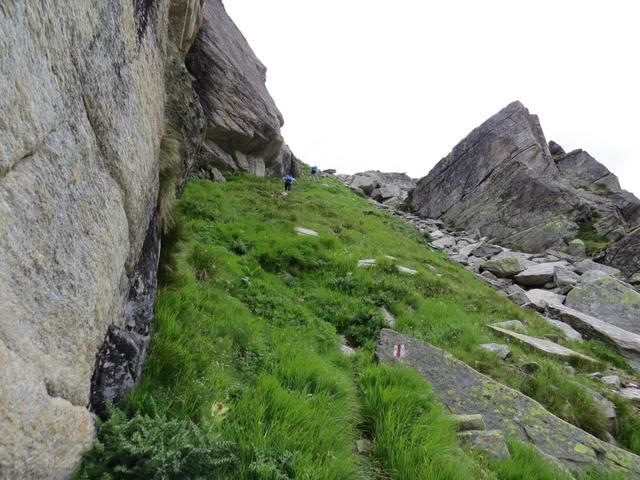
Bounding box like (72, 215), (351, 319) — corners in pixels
(225, 0), (640, 196)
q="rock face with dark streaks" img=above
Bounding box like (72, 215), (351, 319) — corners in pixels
(602, 228), (640, 284)
(408, 101), (640, 252)
(0, 0), (297, 478)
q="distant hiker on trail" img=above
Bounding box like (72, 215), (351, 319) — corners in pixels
(283, 174), (295, 192)
(310, 166), (319, 181)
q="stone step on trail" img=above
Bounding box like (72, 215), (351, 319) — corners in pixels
(375, 328), (640, 475)
(488, 325), (595, 363)
(357, 259), (376, 267)
(294, 226), (319, 237)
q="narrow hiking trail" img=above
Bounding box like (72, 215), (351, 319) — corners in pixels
(75, 174), (640, 479)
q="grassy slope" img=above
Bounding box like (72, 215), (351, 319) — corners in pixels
(75, 174), (638, 479)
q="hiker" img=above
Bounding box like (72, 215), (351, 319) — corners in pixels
(283, 174), (295, 192)
(310, 166), (319, 181)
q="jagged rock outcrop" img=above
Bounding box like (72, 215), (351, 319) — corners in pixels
(0, 0), (294, 478)
(602, 228), (640, 284)
(408, 101), (640, 253)
(342, 171), (416, 205)
(186, 0), (298, 179)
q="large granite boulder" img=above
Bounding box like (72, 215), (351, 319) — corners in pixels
(408, 102), (640, 252)
(0, 0), (287, 477)
(565, 271), (640, 335)
(602, 228), (640, 284)
(376, 329), (640, 475)
(0, 1), (181, 477)
(343, 171), (416, 205)
(186, 0), (298, 178)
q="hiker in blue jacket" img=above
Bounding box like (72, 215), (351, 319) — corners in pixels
(310, 166), (319, 181)
(283, 174), (295, 192)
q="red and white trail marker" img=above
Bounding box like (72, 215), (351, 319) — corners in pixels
(393, 344), (406, 360)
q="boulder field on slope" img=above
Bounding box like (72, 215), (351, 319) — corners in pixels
(407, 101), (640, 253)
(376, 329), (640, 475)
(186, 0), (299, 180)
(0, 1), (298, 478)
(340, 170), (416, 205)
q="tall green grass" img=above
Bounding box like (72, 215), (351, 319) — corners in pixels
(75, 174), (638, 478)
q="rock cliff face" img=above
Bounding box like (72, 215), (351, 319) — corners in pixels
(408, 101), (640, 252)
(187, 0), (299, 180)
(0, 1), (294, 478)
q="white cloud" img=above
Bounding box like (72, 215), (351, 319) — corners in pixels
(224, 0), (640, 196)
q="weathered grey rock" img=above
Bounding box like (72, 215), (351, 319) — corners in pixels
(602, 228), (640, 283)
(344, 171), (416, 205)
(397, 265), (418, 275)
(573, 260), (621, 277)
(356, 439), (372, 454)
(489, 326), (594, 362)
(554, 267), (579, 288)
(295, 226), (319, 237)
(357, 258), (376, 267)
(620, 388), (640, 402)
(548, 140), (566, 156)
(542, 318), (583, 341)
(340, 344), (356, 357)
(601, 375), (621, 388)
(469, 243), (503, 258)
(187, 0), (298, 177)
(568, 239), (587, 257)
(506, 285), (530, 306)
(431, 236), (456, 249)
(514, 262), (567, 287)
(376, 329), (640, 474)
(565, 271), (640, 335)
(457, 430), (511, 459)
(547, 304), (640, 371)
(0, 0), (192, 476)
(493, 320), (527, 333)
(525, 289), (565, 310)
(408, 101), (640, 252)
(589, 391), (616, 420)
(482, 256), (527, 278)
(381, 306), (396, 327)
(453, 414), (487, 432)
(480, 343), (511, 360)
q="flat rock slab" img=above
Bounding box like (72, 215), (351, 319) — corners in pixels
(489, 326), (595, 362)
(525, 289), (565, 310)
(548, 303), (640, 371)
(565, 271), (640, 335)
(376, 329), (640, 474)
(514, 262), (568, 287)
(493, 320), (527, 333)
(482, 256), (528, 278)
(431, 236), (456, 249)
(397, 265), (418, 275)
(542, 318), (583, 341)
(295, 227), (319, 237)
(480, 343), (511, 359)
(573, 260), (621, 277)
(620, 388), (640, 402)
(457, 430), (510, 459)
(357, 259), (376, 267)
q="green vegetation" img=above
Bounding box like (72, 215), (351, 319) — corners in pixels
(579, 183), (613, 198)
(75, 174), (638, 478)
(576, 218), (611, 256)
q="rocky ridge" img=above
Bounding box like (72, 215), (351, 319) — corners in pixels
(408, 101), (640, 253)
